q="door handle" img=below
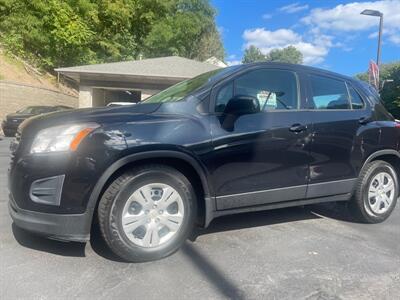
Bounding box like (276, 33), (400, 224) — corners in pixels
(359, 116), (371, 125)
(289, 123), (307, 133)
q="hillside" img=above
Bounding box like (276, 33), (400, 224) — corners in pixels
(0, 49), (77, 96)
(0, 50), (78, 131)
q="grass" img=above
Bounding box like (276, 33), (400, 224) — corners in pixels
(2, 52), (25, 72)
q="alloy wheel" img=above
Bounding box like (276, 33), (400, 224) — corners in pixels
(367, 171), (395, 214)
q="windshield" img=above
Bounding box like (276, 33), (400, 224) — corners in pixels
(143, 67), (236, 103)
(17, 106), (54, 114)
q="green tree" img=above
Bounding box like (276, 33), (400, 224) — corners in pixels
(242, 45), (266, 63)
(143, 0), (224, 60)
(0, 0), (224, 70)
(266, 46), (303, 64)
(356, 62), (400, 118)
(242, 45), (303, 64)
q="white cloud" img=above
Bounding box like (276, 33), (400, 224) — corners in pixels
(244, 1), (400, 67)
(368, 31), (379, 39)
(389, 34), (400, 45)
(301, 0), (400, 46)
(279, 3), (309, 14)
(262, 13), (273, 20)
(243, 28), (332, 65)
(227, 60), (242, 66)
(243, 28), (301, 48)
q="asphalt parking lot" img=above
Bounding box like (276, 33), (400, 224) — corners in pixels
(0, 136), (399, 300)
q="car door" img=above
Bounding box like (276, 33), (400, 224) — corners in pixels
(206, 67), (312, 210)
(305, 73), (371, 198)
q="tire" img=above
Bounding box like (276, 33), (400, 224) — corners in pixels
(349, 160), (398, 223)
(98, 164), (197, 262)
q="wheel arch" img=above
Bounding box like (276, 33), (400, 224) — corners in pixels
(362, 149), (400, 180)
(86, 150), (214, 231)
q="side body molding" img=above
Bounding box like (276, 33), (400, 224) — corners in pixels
(85, 150), (214, 228)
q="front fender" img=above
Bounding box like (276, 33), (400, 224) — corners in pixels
(85, 149), (215, 231)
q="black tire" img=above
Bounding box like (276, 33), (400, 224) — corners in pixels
(349, 160), (398, 223)
(98, 165), (197, 262)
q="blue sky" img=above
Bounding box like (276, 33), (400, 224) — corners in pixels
(212, 0), (400, 76)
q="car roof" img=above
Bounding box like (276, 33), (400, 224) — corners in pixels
(26, 106), (53, 108)
(234, 62), (356, 83)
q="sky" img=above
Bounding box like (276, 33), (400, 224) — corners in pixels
(212, 0), (400, 76)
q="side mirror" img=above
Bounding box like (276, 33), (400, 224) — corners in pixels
(223, 95), (260, 116)
(221, 95), (260, 131)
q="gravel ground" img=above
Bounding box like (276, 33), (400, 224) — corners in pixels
(0, 136), (399, 299)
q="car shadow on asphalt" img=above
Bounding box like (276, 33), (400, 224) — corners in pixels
(11, 202), (354, 261)
(11, 223), (86, 257)
(192, 205), (321, 239)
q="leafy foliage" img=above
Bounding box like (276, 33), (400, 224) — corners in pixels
(356, 62), (400, 118)
(0, 0), (224, 70)
(242, 45), (303, 64)
(242, 45), (265, 64)
(267, 46), (303, 64)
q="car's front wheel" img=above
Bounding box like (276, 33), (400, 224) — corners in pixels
(350, 160), (398, 223)
(98, 165), (197, 262)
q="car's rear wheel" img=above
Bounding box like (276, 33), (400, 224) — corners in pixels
(98, 165), (197, 262)
(350, 160), (398, 223)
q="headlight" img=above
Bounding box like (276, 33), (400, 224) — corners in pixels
(30, 123), (99, 154)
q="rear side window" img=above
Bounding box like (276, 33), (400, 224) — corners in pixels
(360, 81), (382, 104)
(309, 75), (350, 109)
(347, 85), (364, 109)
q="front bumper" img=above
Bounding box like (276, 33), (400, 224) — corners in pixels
(8, 193), (91, 242)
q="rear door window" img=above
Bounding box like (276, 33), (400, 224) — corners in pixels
(309, 75), (350, 110)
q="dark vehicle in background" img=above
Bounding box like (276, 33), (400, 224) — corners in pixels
(8, 63), (400, 262)
(2, 105), (72, 137)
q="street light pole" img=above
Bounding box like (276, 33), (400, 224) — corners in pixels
(376, 13), (383, 67)
(361, 9), (384, 66)
(361, 9), (384, 89)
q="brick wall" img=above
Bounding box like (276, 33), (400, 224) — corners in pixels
(0, 81), (78, 129)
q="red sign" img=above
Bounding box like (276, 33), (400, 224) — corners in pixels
(368, 60), (379, 89)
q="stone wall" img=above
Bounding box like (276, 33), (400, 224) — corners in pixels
(0, 81), (78, 127)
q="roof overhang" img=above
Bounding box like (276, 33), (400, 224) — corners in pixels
(55, 56), (222, 89)
(57, 71), (190, 90)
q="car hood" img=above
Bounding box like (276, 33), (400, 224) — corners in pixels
(19, 103), (162, 137)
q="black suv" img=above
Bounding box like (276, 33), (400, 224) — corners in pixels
(8, 63), (399, 262)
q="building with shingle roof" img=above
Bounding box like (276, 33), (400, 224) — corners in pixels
(55, 56), (224, 107)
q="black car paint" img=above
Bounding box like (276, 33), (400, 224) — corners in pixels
(8, 62), (400, 242)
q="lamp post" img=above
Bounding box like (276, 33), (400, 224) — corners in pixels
(361, 9), (383, 67)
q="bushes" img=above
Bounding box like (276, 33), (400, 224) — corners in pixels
(356, 62), (400, 118)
